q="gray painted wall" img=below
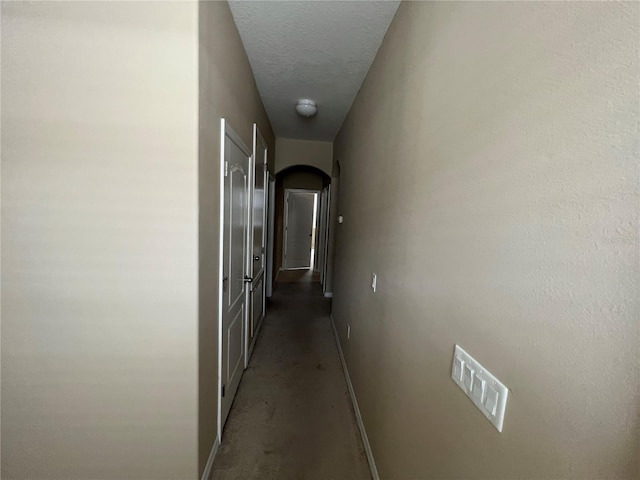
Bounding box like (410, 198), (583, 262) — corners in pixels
(332, 2), (639, 478)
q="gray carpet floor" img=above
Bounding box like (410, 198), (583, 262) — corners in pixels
(211, 275), (371, 480)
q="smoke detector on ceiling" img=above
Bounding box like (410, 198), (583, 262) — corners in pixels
(296, 99), (317, 117)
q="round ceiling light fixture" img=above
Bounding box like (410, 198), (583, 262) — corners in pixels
(296, 99), (317, 117)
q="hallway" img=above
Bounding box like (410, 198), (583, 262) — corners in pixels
(211, 277), (371, 480)
(2, 2), (638, 479)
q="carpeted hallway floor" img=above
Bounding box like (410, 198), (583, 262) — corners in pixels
(211, 273), (371, 480)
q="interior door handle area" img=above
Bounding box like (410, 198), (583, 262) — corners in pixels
(253, 255), (260, 261)
(244, 276), (253, 283)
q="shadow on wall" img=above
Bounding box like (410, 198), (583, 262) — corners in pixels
(274, 165), (331, 282)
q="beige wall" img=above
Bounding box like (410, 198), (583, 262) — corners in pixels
(1, 2), (199, 479)
(1, 1), (275, 478)
(275, 137), (332, 176)
(198, 1), (275, 477)
(282, 171), (324, 191)
(332, 2), (639, 479)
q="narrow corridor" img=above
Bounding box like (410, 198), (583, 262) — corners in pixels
(211, 276), (371, 480)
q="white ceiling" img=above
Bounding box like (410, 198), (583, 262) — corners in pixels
(228, 0), (400, 141)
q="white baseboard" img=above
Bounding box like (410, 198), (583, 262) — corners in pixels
(330, 314), (380, 480)
(324, 292), (333, 298)
(201, 436), (220, 480)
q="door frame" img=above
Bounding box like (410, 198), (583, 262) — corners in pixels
(283, 188), (320, 271)
(217, 118), (253, 440)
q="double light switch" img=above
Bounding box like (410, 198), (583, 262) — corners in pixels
(451, 345), (508, 432)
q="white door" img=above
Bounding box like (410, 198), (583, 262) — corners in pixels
(247, 125), (268, 362)
(284, 190), (316, 269)
(220, 119), (251, 430)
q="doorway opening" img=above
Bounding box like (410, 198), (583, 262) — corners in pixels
(283, 189), (319, 271)
(273, 165), (331, 286)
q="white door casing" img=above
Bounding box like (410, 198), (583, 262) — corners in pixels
(219, 119), (251, 433)
(283, 190), (317, 270)
(247, 125), (268, 363)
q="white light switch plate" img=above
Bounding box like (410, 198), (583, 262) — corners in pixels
(371, 273), (377, 292)
(451, 345), (509, 432)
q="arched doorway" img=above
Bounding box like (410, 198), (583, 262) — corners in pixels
(273, 165), (331, 285)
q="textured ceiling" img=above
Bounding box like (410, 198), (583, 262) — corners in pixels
(228, 1), (400, 141)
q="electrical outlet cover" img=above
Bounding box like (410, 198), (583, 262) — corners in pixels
(451, 345), (509, 432)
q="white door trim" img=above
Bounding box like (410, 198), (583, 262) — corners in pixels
(283, 188), (320, 271)
(217, 118), (225, 442)
(200, 436), (220, 480)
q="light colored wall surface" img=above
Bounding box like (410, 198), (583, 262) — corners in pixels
(1, 2), (199, 479)
(275, 137), (333, 176)
(332, 2), (639, 479)
(282, 171), (324, 191)
(198, 1), (275, 476)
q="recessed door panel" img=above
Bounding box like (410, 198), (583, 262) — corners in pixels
(253, 162), (265, 273)
(228, 163), (247, 311)
(226, 307), (244, 385)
